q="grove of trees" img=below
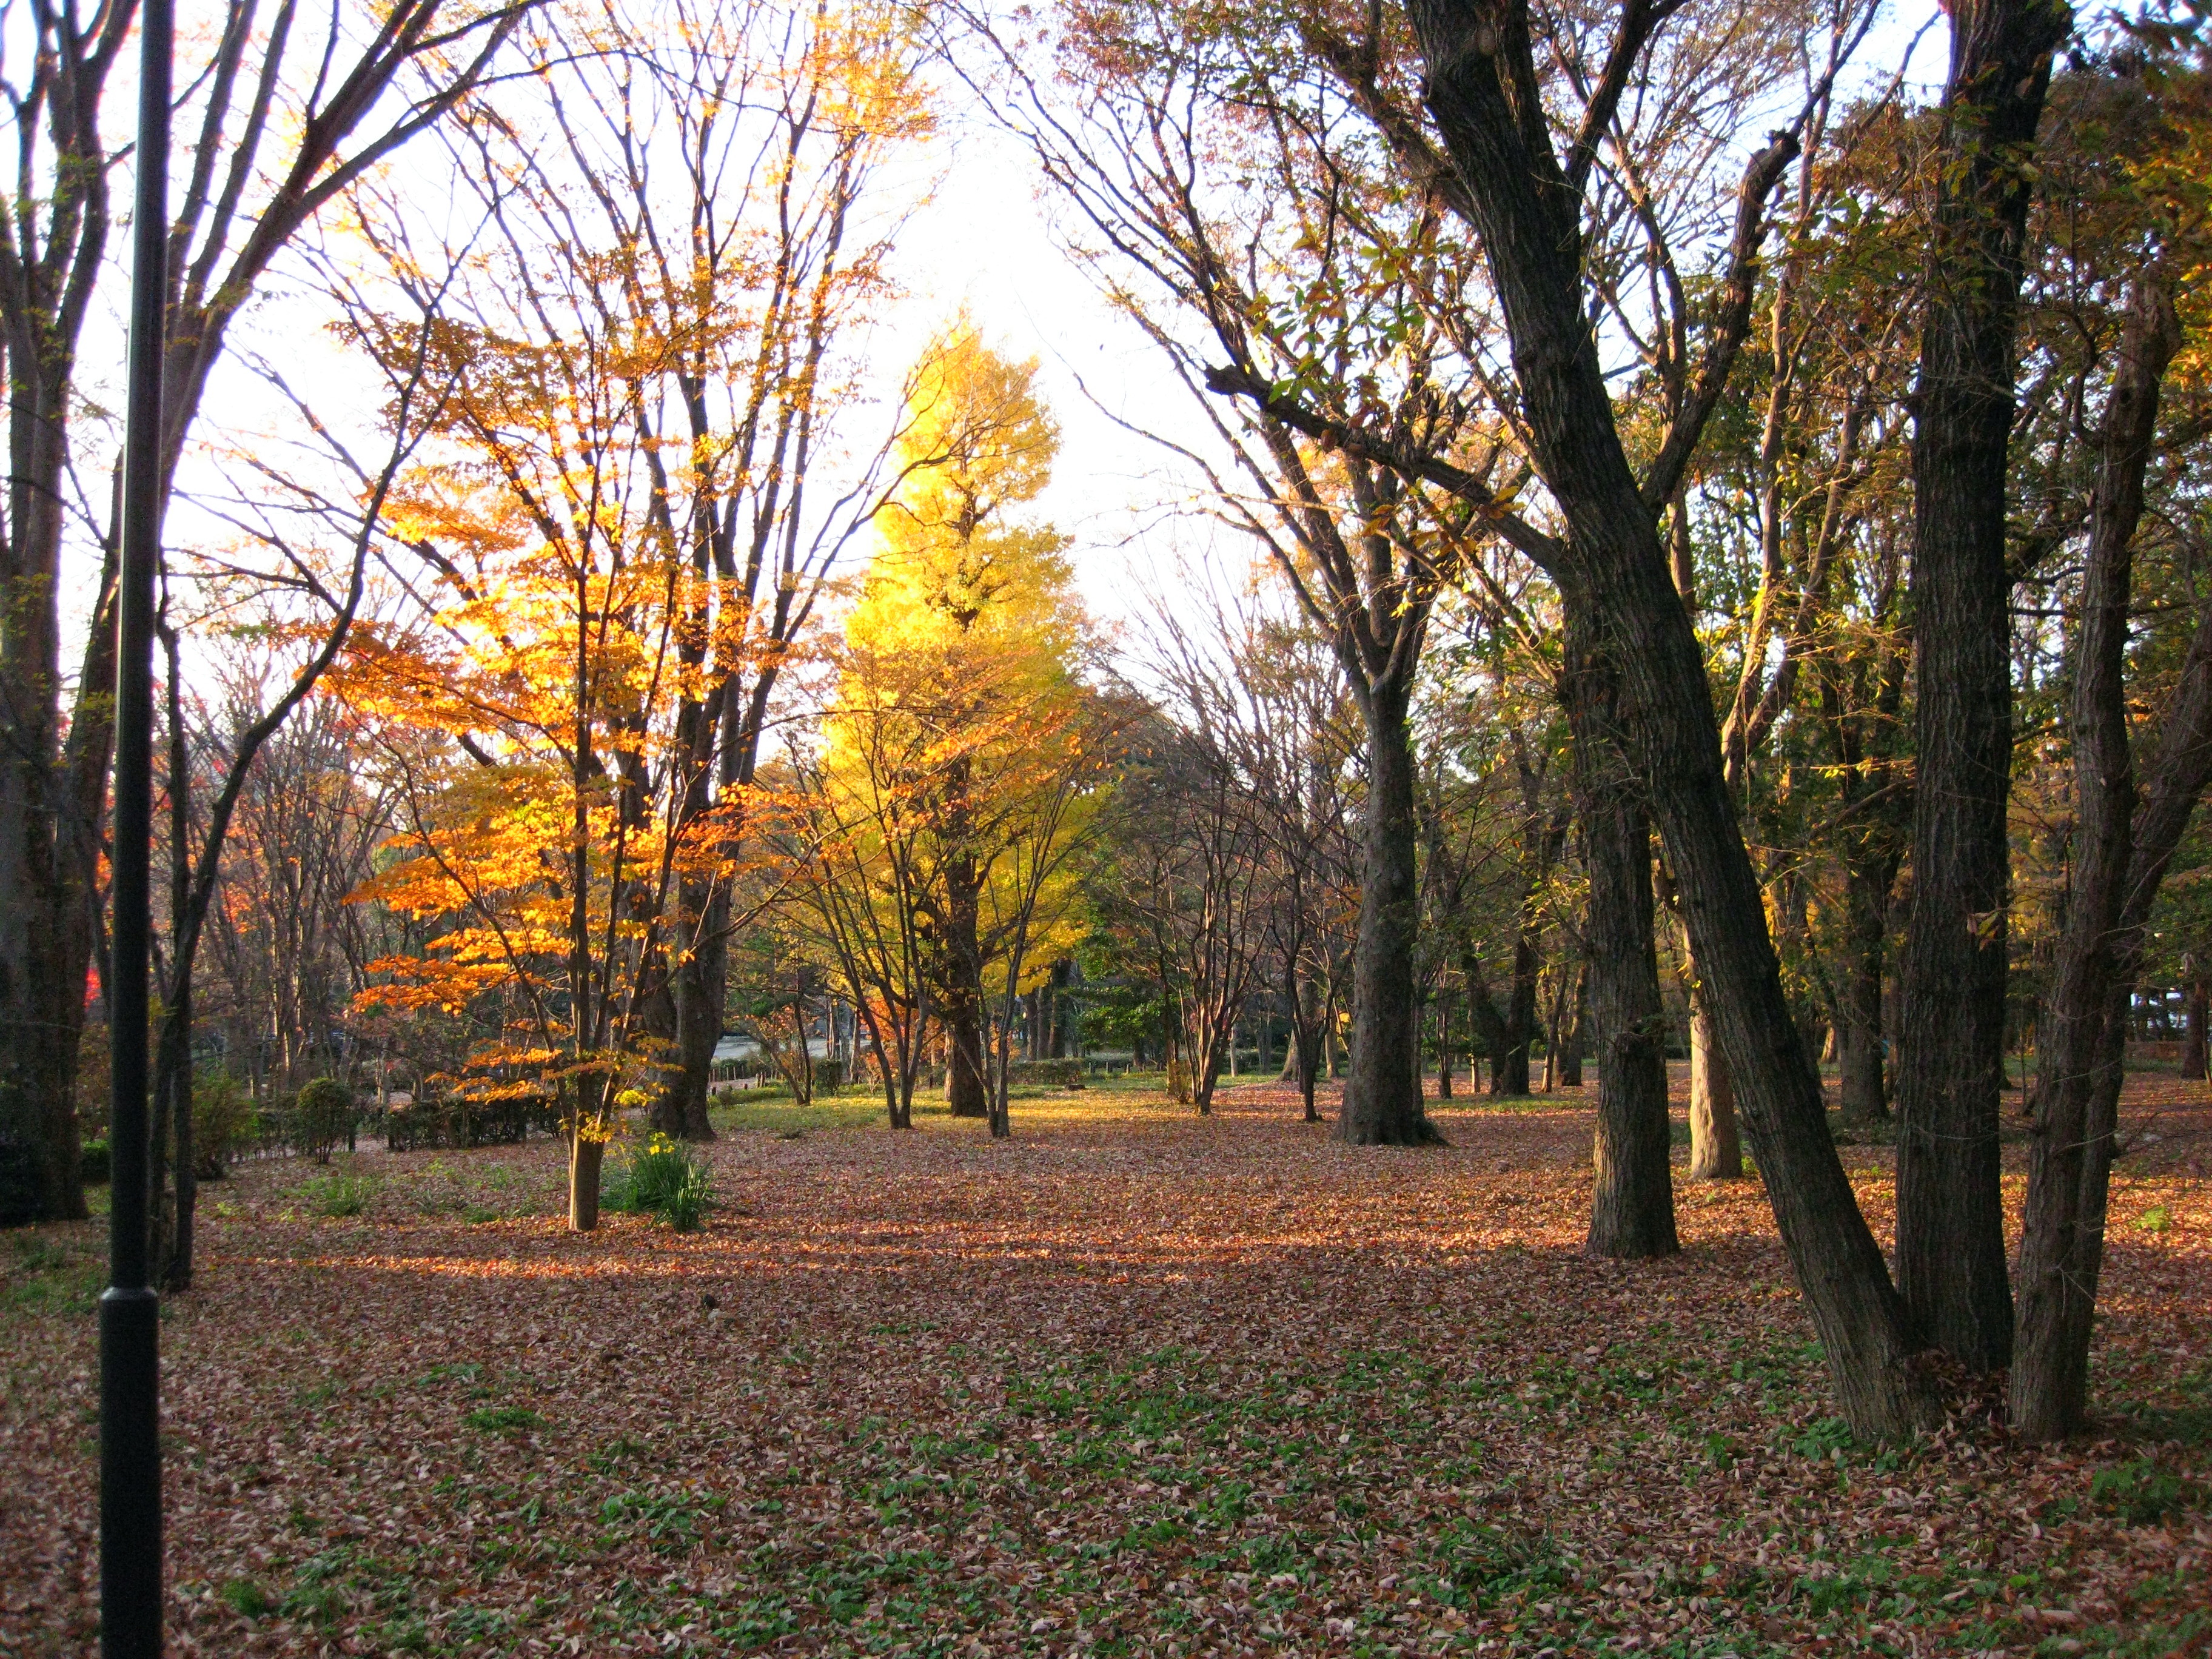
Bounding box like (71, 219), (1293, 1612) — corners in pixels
(8, 0), (2212, 1456)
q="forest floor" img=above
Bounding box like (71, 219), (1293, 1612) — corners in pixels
(3, 1071), (2208, 1658)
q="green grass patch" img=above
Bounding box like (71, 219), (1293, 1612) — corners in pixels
(300, 1171), (377, 1217)
(463, 1404), (545, 1436)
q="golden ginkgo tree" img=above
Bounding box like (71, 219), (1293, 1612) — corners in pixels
(799, 326), (1114, 1135)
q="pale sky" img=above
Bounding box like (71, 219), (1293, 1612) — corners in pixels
(62, 0), (1952, 695)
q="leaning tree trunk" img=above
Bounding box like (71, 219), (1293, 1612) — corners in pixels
(1568, 620), (1677, 1259)
(2014, 280), (2187, 1441)
(1337, 680), (1442, 1145)
(1408, 1), (1938, 1438)
(1893, 0), (2068, 1378)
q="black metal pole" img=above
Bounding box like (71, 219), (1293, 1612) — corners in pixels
(101, 0), (172, 1649)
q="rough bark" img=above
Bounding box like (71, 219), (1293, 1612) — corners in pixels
(2014, 281), (2187, 1441)
(1569, 622), (1677, 1259)
(1336, 682), (1441, 1144)
(2184, 983), (2207, 1081)
(1404, 0), (1937, 1437)
(1893, 0), (2069, 1376)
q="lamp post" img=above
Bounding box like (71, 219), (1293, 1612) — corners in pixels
(101, 0), (173, 1649)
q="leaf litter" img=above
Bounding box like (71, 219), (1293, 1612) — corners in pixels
(2, 1073), (2208, 1656)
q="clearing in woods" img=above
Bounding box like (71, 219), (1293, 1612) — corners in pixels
(2, 1072), (2207, 1657)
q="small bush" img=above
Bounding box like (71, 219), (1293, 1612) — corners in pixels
(292, 1077), (356, 1161)
(608, 1134), (712, 1229)
(192, 1073), (258, 1179)
(79, 1139), (110, 1185)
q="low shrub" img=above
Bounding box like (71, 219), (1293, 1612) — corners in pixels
(303, 1171), (377, 1218)
(1007, 1058), (1084, 1088)
(193, 1073), (258, 1179)
(383, 1092), (553, 1152)
(291, 1077), (356, 1162)
(608, 1134), (712, 1230)
(79, 1138), (110, 1185)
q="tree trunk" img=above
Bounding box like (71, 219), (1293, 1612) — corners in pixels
(1894, 0), (2065, 1379)
(0, 568), (112, 1226)
(1407, 6), (1937, 1438)
(655, 888), (724, 1141)
(1560, 969), (1586, 1087)
(943, 859), (989, 1118)
(1049, 959), (1073, 1057)
(2183, 983), (2207, 1081)
(1685, 957), (1743, 1180)
(2014, 280), (2185, 1441)
(1569, 625), (1677, 1259)
(1289, 959), (1323, 1121)
(1336, 682), (1441, 1145)
(568, 1133), (606, 1232)
(1832, 846), (1888, 1119)
(1492, 934), (1537, 1095)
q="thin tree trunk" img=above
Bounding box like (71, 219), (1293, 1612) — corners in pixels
(1838, 856), (1891, 1122)
(1290, 959), (1322, 1121)
(2015, 280), (2187, 1441)
(1685, 953), (1743, 1180)
(1560, 968), (1586, 1088)
(943, 857), (989, 1118)
(1894, 0), (2068, 1378)
(1337, 681), (1441, 1145)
